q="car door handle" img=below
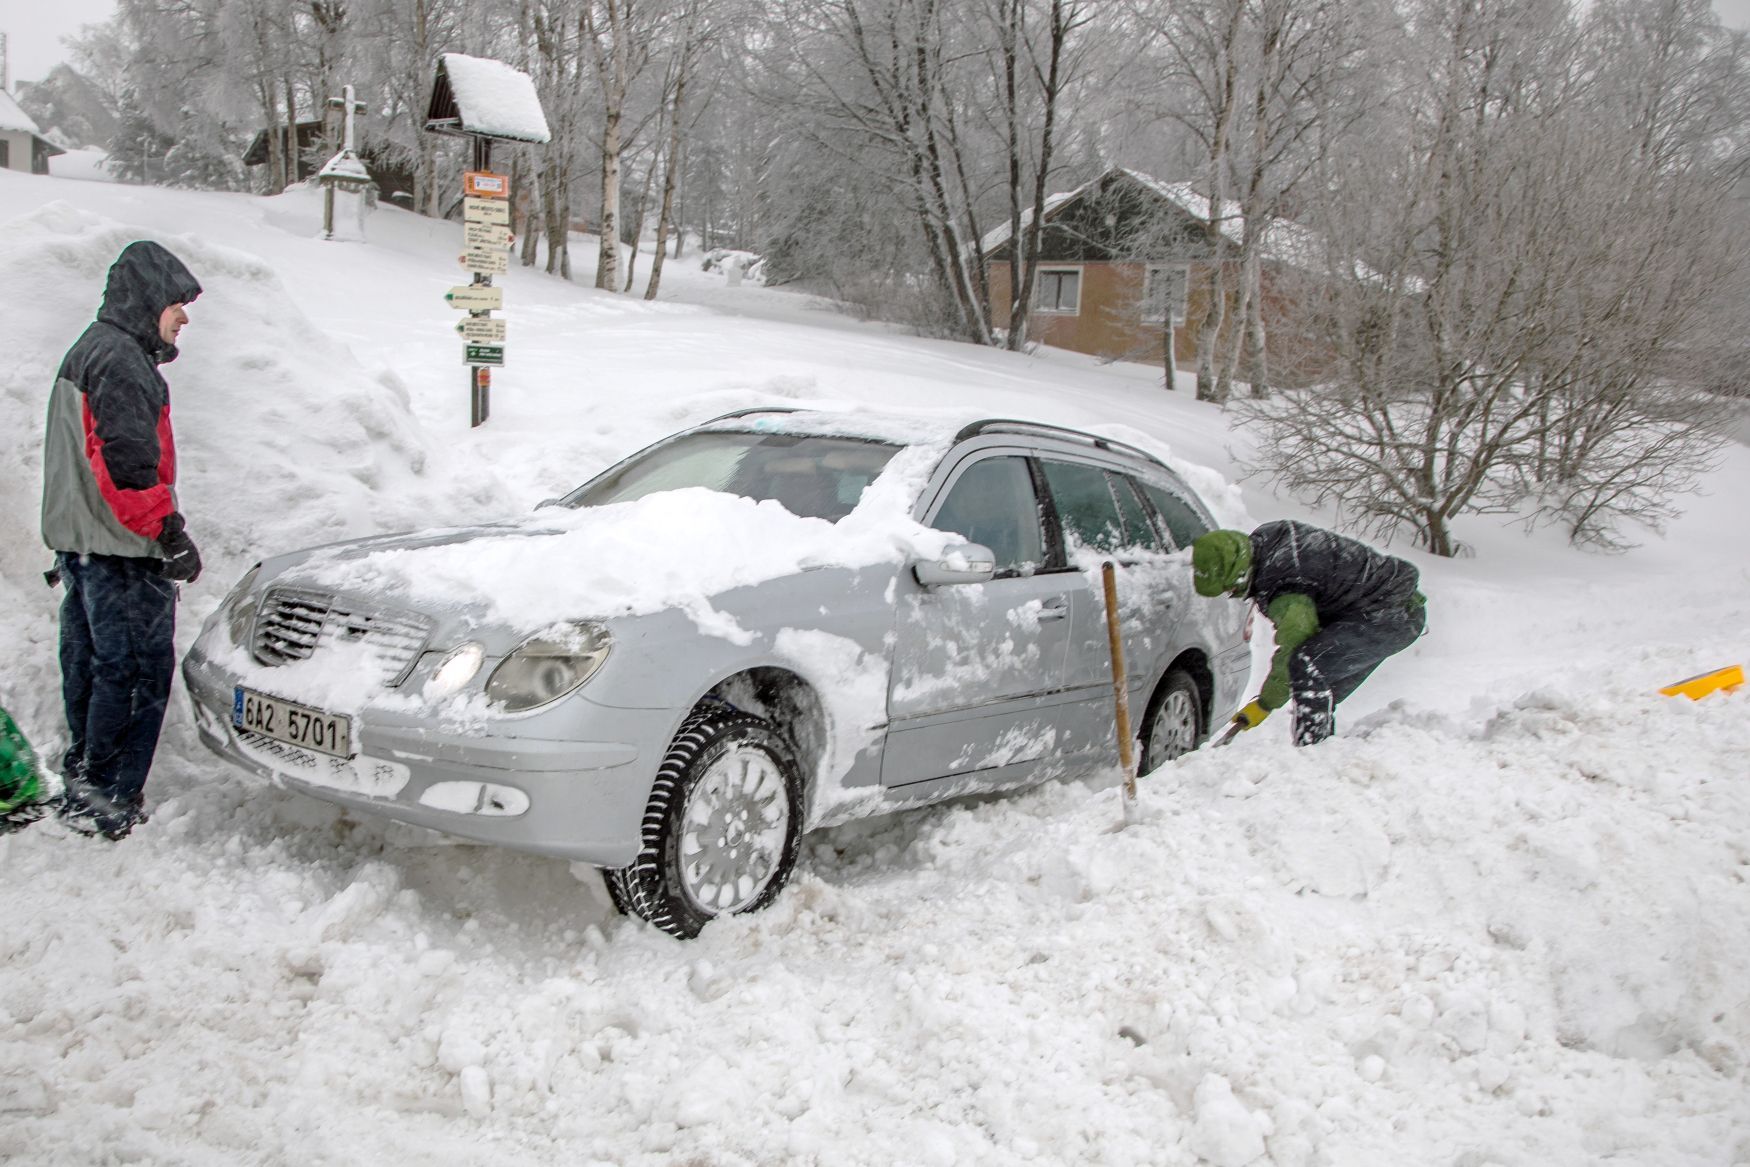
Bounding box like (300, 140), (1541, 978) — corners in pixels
(1038, 598), (1069, 620)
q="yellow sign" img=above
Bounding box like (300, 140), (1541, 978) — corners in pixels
(445, 285), (504, 311)
(463, 170), (510, 199)
(464, 197), (510, 226)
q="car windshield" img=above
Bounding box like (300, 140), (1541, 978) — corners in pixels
(561, 431), (902, 522)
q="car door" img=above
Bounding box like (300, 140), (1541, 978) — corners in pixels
(882, 453), (1075, 790)
(1039, 460), (1187, 757)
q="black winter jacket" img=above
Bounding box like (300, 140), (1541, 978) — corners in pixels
(1248, 520), (1421, 622)
(41, 241), (202, 558)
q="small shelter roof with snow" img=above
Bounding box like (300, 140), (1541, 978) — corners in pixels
(424, 54), (550, 144)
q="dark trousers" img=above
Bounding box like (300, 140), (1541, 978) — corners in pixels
(58, 552), (177, 809)
(1288, 602), (1425, 745)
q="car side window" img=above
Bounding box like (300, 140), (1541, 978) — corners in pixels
(929, 456), (1044, 576)
(1109, 474), (1167, 553)
(1140, 481), (1212, 550)
(1040, 459), (1138, 555)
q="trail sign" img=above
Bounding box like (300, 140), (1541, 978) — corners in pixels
(465, 222), (511, 249)
(463, 170), (510, 199)
(445, 285), (504, 311)
(464, 198), (511, 226)
(465, 343), (505, 367)
(461, 248), (508, 275)
(457, 317), (507, 342)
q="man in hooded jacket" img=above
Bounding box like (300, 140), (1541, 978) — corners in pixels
(41, 240), (204, 839)
(1191, 520), (1426, 746)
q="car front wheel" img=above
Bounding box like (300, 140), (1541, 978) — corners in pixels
(606, 708), (804, 939)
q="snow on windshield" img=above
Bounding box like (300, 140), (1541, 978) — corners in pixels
(567, 431), (901, 523)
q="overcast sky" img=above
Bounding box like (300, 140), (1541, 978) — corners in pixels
(3, 0), (1750, 91)
(2, 0), (115, 87)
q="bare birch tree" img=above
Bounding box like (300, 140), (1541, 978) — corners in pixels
(1241, 0), (1746, 556)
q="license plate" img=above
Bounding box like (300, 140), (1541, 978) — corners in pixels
(233, 687), (353, 759)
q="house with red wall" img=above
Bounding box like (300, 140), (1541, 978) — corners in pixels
(983, 167), (1326, 383)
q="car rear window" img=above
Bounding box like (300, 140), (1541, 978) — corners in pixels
(562, 432), (901, 522)
(1139, 481), (1212, 550)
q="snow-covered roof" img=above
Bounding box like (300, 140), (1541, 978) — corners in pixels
(0, 89), (48, 137)
(1119, 168), (1327, 269)
(426, 54), (551, 144)
(981, 166), (1327, 273)
(976, 190), (1080, 254)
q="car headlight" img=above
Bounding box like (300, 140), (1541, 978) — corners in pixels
(425, 642), (485, 699)
(223, 566), (262, 646)
(485, 623), (612, 713)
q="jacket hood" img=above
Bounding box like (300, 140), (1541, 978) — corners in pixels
(97, 241), (203, 364)
(1192, 529), (1253, 598)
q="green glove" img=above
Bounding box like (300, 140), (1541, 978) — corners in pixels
(0, 707), (45, 814)
(1231, 700), (1270, 731)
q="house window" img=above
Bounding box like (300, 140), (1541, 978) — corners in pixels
(1034, 267), (1081, 315)
(1142, 265), (1187, 324)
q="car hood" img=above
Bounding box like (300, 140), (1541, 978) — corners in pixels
(263, 488), (957, 637)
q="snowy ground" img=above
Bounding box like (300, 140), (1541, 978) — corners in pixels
(0, 171), (1745, 1167)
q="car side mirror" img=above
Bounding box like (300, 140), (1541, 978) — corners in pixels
(912, 543), (996, 587)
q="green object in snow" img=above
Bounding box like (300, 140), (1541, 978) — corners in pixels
(0, 706), (45, 813)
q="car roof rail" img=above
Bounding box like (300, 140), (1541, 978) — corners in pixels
(699, 406), (806, 425)
(954, 418), (1168, 469)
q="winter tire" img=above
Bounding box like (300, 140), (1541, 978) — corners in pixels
(606, 709), (805, 939)
(1139, 667), (1204, 774)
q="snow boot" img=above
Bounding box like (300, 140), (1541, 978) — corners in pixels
(57, 781), (147, 842)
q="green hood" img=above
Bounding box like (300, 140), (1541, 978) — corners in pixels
(1192, 529), (1252, 597)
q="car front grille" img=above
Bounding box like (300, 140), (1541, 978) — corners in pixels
(251, 586), (433, 687)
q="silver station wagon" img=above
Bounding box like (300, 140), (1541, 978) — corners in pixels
(183, 409), (1250, 937)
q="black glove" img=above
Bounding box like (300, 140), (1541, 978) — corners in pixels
(156, 511), (202, 583)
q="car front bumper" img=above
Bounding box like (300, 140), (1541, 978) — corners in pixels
(181, 657), (670, 867)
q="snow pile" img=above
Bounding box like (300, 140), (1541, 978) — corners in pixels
(0, 169), (1745, 1166)
(298, 457), (952, 636)
(46, 147), (116, 183)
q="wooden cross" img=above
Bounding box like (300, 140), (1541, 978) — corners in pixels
(327, 85), (368, 153)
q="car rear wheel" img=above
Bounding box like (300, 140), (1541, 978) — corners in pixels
(1140, 667), (1203, 774)
(606, 708), (804, 939)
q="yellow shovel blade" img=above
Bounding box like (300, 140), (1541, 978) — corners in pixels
(1659, 665), (1745, 701)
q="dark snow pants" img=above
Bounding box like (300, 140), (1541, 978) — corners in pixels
(1288, 601), (1425, 746)
(58, 552), (177, 812)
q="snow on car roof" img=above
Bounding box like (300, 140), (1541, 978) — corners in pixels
(693, 406), (976, 447)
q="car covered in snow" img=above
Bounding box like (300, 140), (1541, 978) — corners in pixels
(182, 408), (1251, 937)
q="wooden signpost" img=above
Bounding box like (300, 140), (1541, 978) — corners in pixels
(424, 54), (551, 427)
(454, 169), (509, 422)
